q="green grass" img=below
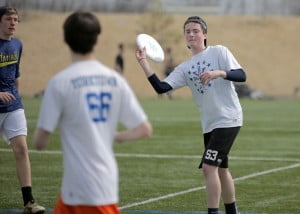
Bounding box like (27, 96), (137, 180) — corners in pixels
(0, 97), (299, 214)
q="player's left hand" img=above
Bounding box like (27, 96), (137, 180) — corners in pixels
(200, 70), (226, 85)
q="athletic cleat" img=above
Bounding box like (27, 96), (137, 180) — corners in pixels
(23, 201), (45, 214)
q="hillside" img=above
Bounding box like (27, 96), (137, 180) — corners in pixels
(16, 12), (300, 98)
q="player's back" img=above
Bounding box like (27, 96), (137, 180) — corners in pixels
(49, 60), (124, 146)
(42, 59), (144, 205)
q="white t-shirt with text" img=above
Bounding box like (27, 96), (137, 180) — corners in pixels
(37, 60), (147, 205)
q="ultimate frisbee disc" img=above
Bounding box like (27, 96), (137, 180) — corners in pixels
(136, 33), (164, 62)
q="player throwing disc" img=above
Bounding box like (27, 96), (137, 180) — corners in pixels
(136, 33), (164, 62)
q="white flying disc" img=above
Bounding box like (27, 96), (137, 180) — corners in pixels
(136, 33), (164, 62)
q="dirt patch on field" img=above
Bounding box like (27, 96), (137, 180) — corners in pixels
(16, 12), (300, 98)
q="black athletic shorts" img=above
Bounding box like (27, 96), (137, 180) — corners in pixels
(199, 127), (241, 169)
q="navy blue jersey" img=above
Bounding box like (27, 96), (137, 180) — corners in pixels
(0, 38), (23, 113)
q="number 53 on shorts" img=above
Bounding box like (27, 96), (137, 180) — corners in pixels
(204, 149), (218, 161)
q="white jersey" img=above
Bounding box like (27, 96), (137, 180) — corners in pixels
(164, 45), (243, 133)
(37, 60), (147, 205)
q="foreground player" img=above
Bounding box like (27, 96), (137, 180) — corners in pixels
(135, 16), (246, 214)
(33, 11), (152, 214)
(0, 6), (45, 214)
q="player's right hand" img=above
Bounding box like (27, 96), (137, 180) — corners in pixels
(0, 92), (16, 103)
(135, 47), (147, 62)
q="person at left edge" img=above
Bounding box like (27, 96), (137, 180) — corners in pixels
(0, 6), (45, 214)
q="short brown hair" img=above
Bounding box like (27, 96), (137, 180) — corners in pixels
(0, 6), (18, 21)
(63, 11), (101, 54)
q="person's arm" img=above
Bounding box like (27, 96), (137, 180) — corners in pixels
(0, 79), (18, 103)
(0, 92), (15, 103)
(115, 120), (152, 143)
(148, 74), (173, 94)
(225, 68), (246, 82)
(200, 68), (246, 85)
(15, 78), (20, 90)
(33, 128), (51, 150)
(135, 47), (155, 77)
(135, 47), (173, 93)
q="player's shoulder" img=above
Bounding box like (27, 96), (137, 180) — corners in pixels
(50, 60), (124, 85)
(11, 37), (21, 43)
(11, 37), (22, 46)
(207, 45), (232, 57)
(207, 45), (228, 52)
(174, 60), (188, 71)
(0, 37), (22, 48)
(97, 61), (127, 81)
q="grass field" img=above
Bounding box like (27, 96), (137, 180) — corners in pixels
(0, 97), (299, 214)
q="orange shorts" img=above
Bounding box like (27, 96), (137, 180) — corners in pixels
(53, 196), (121, 214)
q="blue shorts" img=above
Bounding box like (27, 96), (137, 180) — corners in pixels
(199, 127), (240, 168)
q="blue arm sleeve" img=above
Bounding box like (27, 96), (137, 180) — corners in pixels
(148, 74), (173, 94)
(225, 68), (246, 82)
